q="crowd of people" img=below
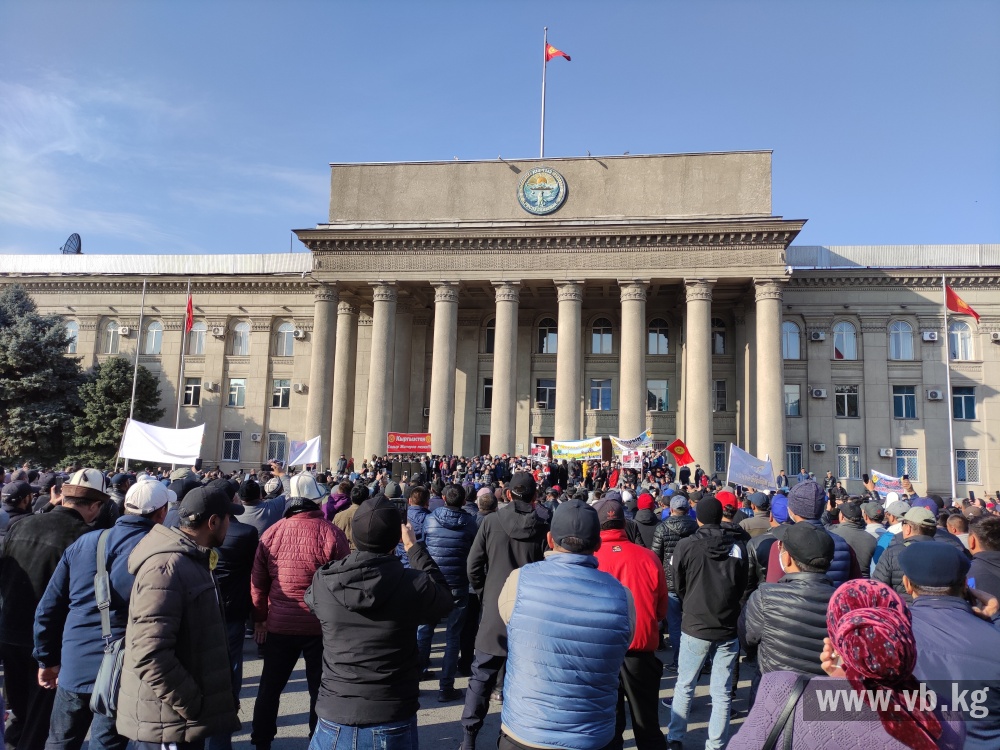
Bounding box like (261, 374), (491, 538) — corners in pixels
(1, 453), (999, 750)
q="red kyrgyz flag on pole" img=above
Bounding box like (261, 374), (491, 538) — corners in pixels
(184, 293), (194, 333)
(666, 438), (695, 467)
(545, 42), (571, 62)
(945, 285), (980, 322)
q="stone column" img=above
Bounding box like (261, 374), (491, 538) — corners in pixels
(755, 279), (786, 469)
(489, 282), (520, 455)
(304, 285), (338, 467)
(619, 280), (649, 439)
(363, 283), (397, 458)
(554, 281), (584, 441)
(330, 300), (359, 465)
(684, 279), (714, 469)
(391, 304), (413, 432)
(428, 282), (459, 454)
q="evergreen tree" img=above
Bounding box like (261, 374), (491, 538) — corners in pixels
(0, 284), (85, 466)
(71, 356), (165, 468)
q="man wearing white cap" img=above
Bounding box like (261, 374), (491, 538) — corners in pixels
(34, 480), (172, 750)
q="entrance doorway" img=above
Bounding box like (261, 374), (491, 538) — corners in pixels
(479, 435), (491, 456)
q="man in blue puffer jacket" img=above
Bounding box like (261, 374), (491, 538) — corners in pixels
(419, 484), (478, 702)
(497, 499), (634, 750)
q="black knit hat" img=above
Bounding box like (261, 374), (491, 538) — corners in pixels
(353, 495), (402, 553)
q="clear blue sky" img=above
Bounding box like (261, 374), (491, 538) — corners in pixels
(1, 0), (997, 255)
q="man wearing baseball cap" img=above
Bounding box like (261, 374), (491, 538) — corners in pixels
(34, 480), (172, 750)
(0, 468), (109, 750)
(116, 487), (244, 747)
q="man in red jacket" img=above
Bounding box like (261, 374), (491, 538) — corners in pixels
(250, 474), (349, 750)
(593, 498), (669, 750)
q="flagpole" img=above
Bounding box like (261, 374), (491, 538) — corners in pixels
(942, 275), (958, 499)
(124, 278), (148, 473)
(174, 279), (191, 432)
(540, 26), (548, 159)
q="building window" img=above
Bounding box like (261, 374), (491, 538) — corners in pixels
(227, 378), (246, 407)
(267, 433), (287, 464)
(784, 384), (801, 416)
(711, 318), (726, 355)
(143, 321), (163, 355)
(484, 319), (495, 354)
(274, 323), (295, 357)
(956, 450), (980, 484)
(536, 379), (556, 409)
(104, 321), (120, 355)
(483, 378), (493, 409)
(953, 386), (976, 420)
(889, 321), (914, 360)
(65, 320), (79, 354)
(271, 379), (290, 408)
(949, 321), (973, 361)
(837, 445), (861, 480)
(648, 319), (669, 355)
(183, 377), (201, 407)
(590, 379), (612, 410)
(895, 448), (919, 482)
(835, 384), (860, 418)
(785, 444), (803, 476)
(782, 321), (800, 360)
(646, 379), (668, 412)
(833, 321), (857, 360)
(187, 321), (206, 355)
(713, 380), (727, 412)
(537, 318), (557, 354)
(713, 442), (726, 474)
(892, 385), (917, 420)
(222, 431), (241, 462)
(231, 322), (251, 356)
(592, 318), (612, 354)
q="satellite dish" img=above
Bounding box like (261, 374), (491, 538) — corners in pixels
(60, 233), (82, 254)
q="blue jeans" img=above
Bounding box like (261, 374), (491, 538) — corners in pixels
(667, 634), (740, 750)
(206, 619), (247, 750)
(45, 687), (127, 750)
(416, 588), (469, 689)
(666, 592), (682, 666)
(308, 716), (418, 750)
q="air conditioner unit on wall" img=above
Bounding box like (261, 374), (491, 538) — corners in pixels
(250, 433), (262, 442)
(927, 389), (944, 401)
(810, 331), (826, 341)
(293, 382), (307, 394)
(810, 388), (828, 399)
(202, 381), (218, 392)
(991, 332), (1000, 343)
(118, 326), (131, 336)
(922, 331), (939, 342)
(293, 329), (306, 339)
(812, 443), (826, 452)
(879, 448), (894, 458)
(211, 326), (226, 337)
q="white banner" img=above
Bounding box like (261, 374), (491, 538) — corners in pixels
(621, 449), (645, 469)
(870, 469), (905, 494)
(610, 429), (653, 454)
(119, 420), (205, 465)
(288, 436), (322, 467)
(530, 443), (550, 464)
(726, 443), (776, 492)
(551, 437), (603, 460)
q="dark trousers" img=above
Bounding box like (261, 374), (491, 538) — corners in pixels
(1, 642), (53, 750)
(206, 620), (248, 750)
(459, 650), (505, 736)
(499, 731), (614, 750)
(45, 687), (127, 750)
(251, 633), (323, 747)
(614, 651), (667, 750)
(133, 743), (204, 750)
(458, 592), (481, 672)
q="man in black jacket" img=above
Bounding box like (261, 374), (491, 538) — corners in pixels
(969, 516), (1000, 599)
(460, 472), (549, 750)
(305, 495), (452, 749)
(650, 495), (697, 671)
(829, 500), (876, 575)
(667, 497), (748, 750)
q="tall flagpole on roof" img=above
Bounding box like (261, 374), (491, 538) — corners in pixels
(540, 26), (548, 159)
(174, 279), (191, 426)
(941, 274), (958, 500)
(121, 277), (148, 473)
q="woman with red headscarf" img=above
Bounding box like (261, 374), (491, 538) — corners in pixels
(728, 579), (964, 749)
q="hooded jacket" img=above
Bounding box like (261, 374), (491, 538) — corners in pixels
(116, 525), (240, 743)
(304, 544), (452, 726)
(467, 500), (549, 656)
(671, 524), (748, 641)
(594, 528), (667, 652)
(631, 507), (660, 549)
(422, 505), (478, 589)
(650, 513), (698, 592)
(323, 492), (351, 523)
(969, 550), (1000, 600)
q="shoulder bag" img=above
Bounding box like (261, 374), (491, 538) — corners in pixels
(90, 529), (126, 718)
(761, 674), (811, 750)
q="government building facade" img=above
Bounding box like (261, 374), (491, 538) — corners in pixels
(3, 151), (998, 497)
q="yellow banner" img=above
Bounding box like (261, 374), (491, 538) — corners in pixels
(551, 437), (603, 460)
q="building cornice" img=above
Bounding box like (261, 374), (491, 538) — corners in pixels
(6, 279), (312, 295)
(790, 273), (1000, 289)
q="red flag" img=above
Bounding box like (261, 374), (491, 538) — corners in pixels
(945, 285), (980, 322)
(544, 42), (571, 62)
(666, 438), (695, 467)
(184, 294), (194, 333)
